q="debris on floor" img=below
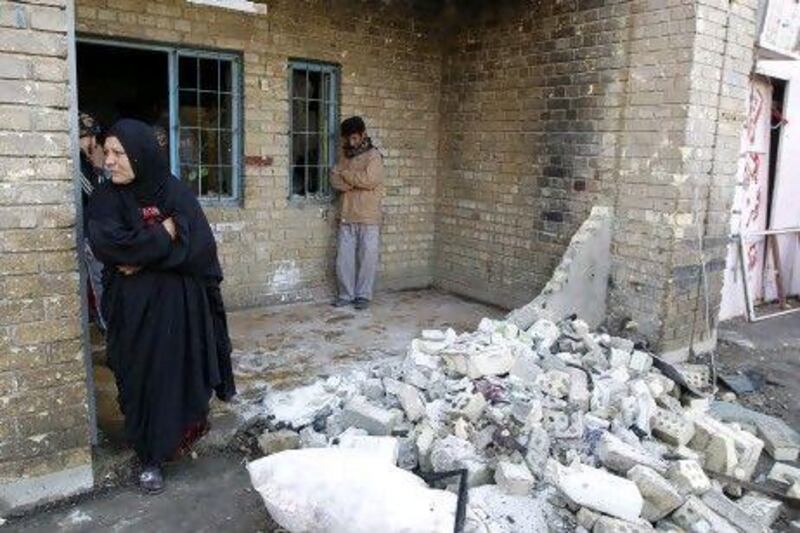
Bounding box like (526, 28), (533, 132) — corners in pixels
(245, 315), (800, 532)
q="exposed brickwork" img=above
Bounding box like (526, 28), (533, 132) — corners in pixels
(76, 0), (442, 307)
(434, 0), (756, 354)
(0, 0), (92, 496)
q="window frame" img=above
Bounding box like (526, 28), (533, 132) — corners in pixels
(76, 35), (244, 207)
(287, 59), (341, 202)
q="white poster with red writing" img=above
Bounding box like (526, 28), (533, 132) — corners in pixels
(719, 78), (772, 319)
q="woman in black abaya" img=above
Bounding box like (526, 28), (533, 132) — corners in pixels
(88, 119), (236, 493)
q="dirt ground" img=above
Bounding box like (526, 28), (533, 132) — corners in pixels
(716, 312), (800, 431)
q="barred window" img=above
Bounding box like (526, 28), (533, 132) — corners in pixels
(289, 60), (339, 199)
(177, 53), (241, 202)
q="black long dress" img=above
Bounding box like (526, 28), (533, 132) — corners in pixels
(88, 119), (236, 466)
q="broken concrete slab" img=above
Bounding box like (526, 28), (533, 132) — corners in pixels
(627, 465), (684, 522)
(592, 516), (655, 532)
(736, 493), (782, 529)
(651, 408), (695, 447)
(701, 489), (768, 533)
(383, 378), (426, 422)
(670, 495), (738, 533)
(506, 206), (612, 330)
(767, 461), (800, 486)
(598, 433), (669, 475)
(666, 460), (711, 495)
(258, 429), (301, 456)
(494, 461), (535, 496)
(549, 460), (643, 522)
(430, 435), (491, 488)
(689, 415), (763, 480)
(340, 396), (402, 436)
(710, 401), (800, 462)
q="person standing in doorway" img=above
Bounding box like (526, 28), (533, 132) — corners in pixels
(330, 116), (385, 310)
(78, 111), (108, 331)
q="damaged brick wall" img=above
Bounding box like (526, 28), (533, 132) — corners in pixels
(0, 0), (93, 509)
(435, 0), (622, 309)
(435, 0), (757, 355)
(76, 0), (442, 307)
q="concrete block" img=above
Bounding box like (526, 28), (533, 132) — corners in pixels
(757, 416), (800, 462)
(652, 408), (695, 446)
(415, 423), (436, 471)
(627, 465), (684, 522)
(592, 516), (655, 532)
(536, 369), (571, 399)
(628, 350), (653, 375)
(701, 489), (768, 533)
(341, 397), (402, 436)
(458, 392), (487, 422)
(509, 353), (543, 384)
(736, 493), (782, 529)
(674, 364), (711, 390)
(577, 507), (601, 530)
(299, 427), (328, 448)
(710, 401), (799, 461)
(598, 432), (669, 474)
(494, 460), (535, 496)
(568, 368), (590, 411)
(670, 496), (738, 533)
(690, 415), (763, 480)
(550, 460), (643, 522)
(607, 336), (633, 352)
(767, 461), (800, 485)
(609, 348), (632, 369)
(397, 437), (418, 471)
(666, 460), (711, 495)
(543, 409), (584, 439)
(362, 378), (384, 402)
(258, 429), (301, 456)
(528, 318), (560, 351)
(430, 435), (491, 487)
(524, 425), (551, 471)
(656, 395), (683, 414)
(383, 378), (426, 422)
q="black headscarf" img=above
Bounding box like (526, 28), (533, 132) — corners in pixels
(106, 119), (170, 207)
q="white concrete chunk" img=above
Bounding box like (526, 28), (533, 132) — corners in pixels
(550, 460), (643, 522)
(494, 460), (535, 496)
(627, 465), (684, 522)
(341, 396), (402, 436)
(592, 516), (655, 532)
(666, 460), (711, 496)
(598, 433), (669, 474)
(652, 408), (695, 447)
(701, 489), (769, 533)
(736, 493), (782, 529)
(670, 496), (738, 533)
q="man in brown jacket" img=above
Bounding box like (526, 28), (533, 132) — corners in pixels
(329, 116), (385, 310)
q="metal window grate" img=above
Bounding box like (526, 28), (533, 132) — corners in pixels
(175, 52), (241, 202)
(288, 60), (339, 199)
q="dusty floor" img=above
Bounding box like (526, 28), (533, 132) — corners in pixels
(5, 289), (501, 532)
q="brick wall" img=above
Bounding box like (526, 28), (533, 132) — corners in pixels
(656, 0), (757, 355)
(434, 0), (756, 354)
(435, 0), (626, 309)
(75, 0), (442, 308)
(0, 0), (93, 510)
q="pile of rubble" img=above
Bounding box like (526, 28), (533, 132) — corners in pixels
(252, 316), (800, 532)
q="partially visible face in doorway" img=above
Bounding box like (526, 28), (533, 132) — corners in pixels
(104, 136), (135, 185)
(346, 132), (364, 150)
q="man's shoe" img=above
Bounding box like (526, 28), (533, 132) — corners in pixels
(139, 465), (164, 494)
(331, 298), (352, 308)
(353, 298), (370, 310)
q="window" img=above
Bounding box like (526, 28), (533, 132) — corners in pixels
(176, 53), (241, 201)
(76, 39), (242, 204)
(289, 60), (339, 199)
